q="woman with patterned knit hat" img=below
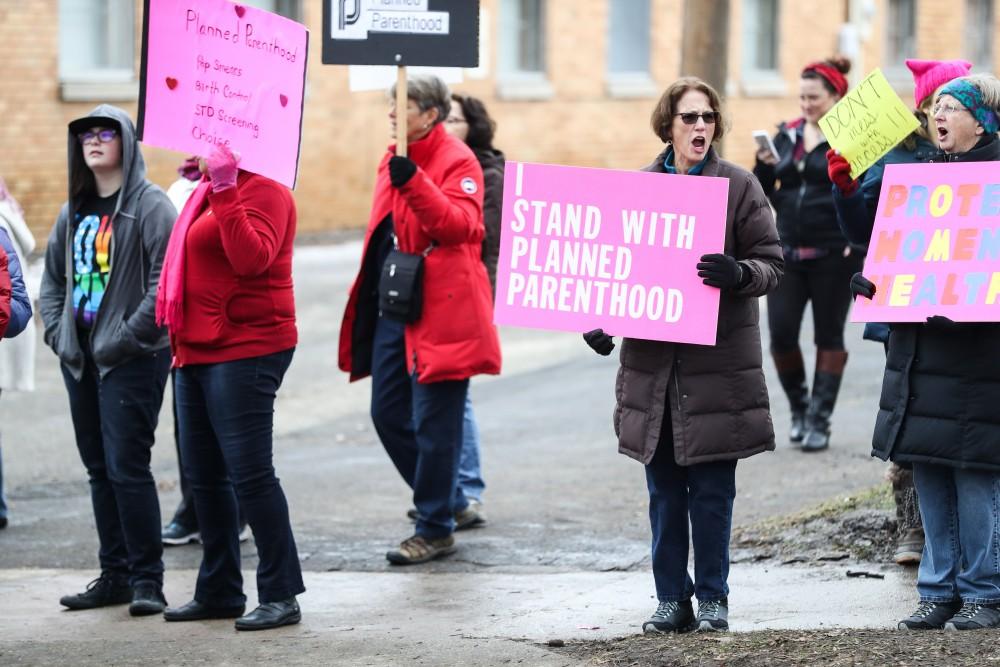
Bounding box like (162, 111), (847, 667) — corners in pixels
(753, 56), (861, 453)
(853, 73), (1000, 632)
(828, 58), (973, 568)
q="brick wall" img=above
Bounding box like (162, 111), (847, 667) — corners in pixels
(2, 0), (995, 244)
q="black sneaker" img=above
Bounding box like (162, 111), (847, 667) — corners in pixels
(129, 582), (167, 617)
(59, 573), (132, 610)
(162, 520), (200, 546)
(642, 600), (696, 634)
(898, 600), (962, 630)
(944, 602), (1000, 631)
(696, 598), (729, 632)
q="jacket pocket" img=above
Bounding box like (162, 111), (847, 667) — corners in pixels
(225, 289), (276, 326)
(92, 316), (141, 366)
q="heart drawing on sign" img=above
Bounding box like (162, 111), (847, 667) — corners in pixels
(279, 94), (288, 107)
(165, 77), (178, 90)
(234, 5), (246, 18)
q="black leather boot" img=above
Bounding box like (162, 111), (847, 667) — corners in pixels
(772, 348), (809, 444)
(802, 349), (848, 452)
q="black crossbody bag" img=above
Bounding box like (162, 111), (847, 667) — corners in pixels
(378, 236), (435, 323)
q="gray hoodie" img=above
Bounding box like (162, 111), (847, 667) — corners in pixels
(40, 104), (176, 381)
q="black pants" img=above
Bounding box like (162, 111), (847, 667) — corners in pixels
(767, 251), (863, 353)
(61, 341), (171, 586)
(175, 348), (304, 606)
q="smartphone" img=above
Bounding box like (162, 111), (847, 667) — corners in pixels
(752, 130), (779, 161)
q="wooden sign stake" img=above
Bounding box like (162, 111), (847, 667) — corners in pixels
(396, 65), (408, 157)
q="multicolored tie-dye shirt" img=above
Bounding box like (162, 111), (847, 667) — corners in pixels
(72, 191), (117, 328)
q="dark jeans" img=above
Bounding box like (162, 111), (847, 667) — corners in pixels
(370, 315), (468, 539)
(168, 369), (245, 531)
(646, 444), (737, 603)
(61, 341), (171, 587)
(175, 348), (304, 606)
(767, 251), (863, 353)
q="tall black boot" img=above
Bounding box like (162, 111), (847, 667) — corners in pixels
(802, 349), (848, 452)
(772, 348), (809, 444)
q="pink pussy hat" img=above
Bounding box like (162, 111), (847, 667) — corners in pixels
(906, 58), (974, 107)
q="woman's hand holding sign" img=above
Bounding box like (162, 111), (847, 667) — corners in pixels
(697, 253), (747, 290)
(583, 329), (615, 356)
(204, 145), (240, 192)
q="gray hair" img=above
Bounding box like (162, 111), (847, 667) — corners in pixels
(388, 74), (451, 126)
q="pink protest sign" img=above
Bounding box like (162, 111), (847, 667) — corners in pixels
(853, 162), (1000, 323)
(138, 0), (308, 188)
(494, 162), (730, 345)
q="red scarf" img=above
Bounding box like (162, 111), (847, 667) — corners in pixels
(155, 179), (211, 330)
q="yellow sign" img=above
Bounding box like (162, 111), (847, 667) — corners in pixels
(819, 68), (920, 180)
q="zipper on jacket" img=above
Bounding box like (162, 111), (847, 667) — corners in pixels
(673, 360), (682, 411)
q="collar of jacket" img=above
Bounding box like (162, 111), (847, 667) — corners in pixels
(389, 123), (447, 165)
(646, 146), (719, 175)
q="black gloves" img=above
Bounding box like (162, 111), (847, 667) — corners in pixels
(850, 272), (876, 300)
(389, 155), (417, 187)
(583, 329), (615, 356)
(697, 254), (746, 290)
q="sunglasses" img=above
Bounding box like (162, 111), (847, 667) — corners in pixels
(674, 111), (720, 125)
(77, 128), (119, 144)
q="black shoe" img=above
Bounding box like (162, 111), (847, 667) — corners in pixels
(0, 515), (7, 529)
(642, 600), (696, 634)
(162, 520), (200, 546)
(164, 599), (246, 622)
(898, 600), (962, 630)
(129, 583), (167, 617)
(696, 598), (729, 632)
(789, 410), (807, 444)
(234, 598), (301, 631)
(59, 573), (132, 610)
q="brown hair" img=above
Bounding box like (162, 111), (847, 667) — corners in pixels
(650, 77), (727, 144)
(801, 56), (852, 96)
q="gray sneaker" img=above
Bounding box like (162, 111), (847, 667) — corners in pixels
(642, 600), (695, 634)
(944, 602), (1000, 631)
(898, 600), (962, 630)
(455, 501), (486, 531)
(696, 598), (729, 632)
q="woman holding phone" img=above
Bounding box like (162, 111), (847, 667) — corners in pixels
(753, 56), (861, 453)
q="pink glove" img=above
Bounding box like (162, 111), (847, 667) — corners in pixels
(205, 145), (239, 192)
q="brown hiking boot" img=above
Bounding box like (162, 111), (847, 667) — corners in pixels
(894, 527), (924, 565)
(455, 501), (487, 531)
(386, 534), (456, 565)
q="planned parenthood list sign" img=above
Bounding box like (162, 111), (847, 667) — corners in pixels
(322, 0), (479, 66)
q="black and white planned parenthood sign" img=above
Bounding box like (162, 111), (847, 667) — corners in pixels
(321, 0), (479, 66)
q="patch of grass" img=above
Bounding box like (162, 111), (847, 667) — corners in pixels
(747, 484), (893, 534)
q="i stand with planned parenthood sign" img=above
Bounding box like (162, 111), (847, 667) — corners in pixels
(137, 0), (309, 188)
(322, 1), (479, 156)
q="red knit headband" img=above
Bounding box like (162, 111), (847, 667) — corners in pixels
(803, 62), (848, 97)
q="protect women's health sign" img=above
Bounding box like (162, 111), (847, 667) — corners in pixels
(137, 0), (309, 188)
(852, 162), (1000, 323)
(494, 162), (730, 345)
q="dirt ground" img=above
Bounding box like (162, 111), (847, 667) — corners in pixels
(557, 629), (1000, 666)
(556, 486), (1000, 667)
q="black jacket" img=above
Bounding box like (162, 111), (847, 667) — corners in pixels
(871, 135), (1000, 471)
(474, 148), (504, 296)
(753, 120), (850, 249)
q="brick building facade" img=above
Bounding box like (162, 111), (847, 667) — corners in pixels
(1, 1), (997, 242)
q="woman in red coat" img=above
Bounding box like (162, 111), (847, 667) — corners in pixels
(156, 146), (303, 630)
(339, 75), (501, 564)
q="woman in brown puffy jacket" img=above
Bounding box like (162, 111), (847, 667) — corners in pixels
(584, 77), (783, 634)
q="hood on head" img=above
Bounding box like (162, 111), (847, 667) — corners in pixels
(67, 104), (146, 208)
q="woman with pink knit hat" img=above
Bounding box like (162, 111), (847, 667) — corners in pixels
(827, 58), (972, 569)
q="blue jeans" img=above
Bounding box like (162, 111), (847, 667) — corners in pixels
(458, 393), (485, 504)
(646, 445), (737, 603)
(61, 342), (170, 586)
(175, 348), (304, 606)
(0, 390), (6, 520)
(371, 315), (468, 539)
(913, 462), (1000, 604)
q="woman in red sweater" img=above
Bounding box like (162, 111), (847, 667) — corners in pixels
(156, 146), (303, 631)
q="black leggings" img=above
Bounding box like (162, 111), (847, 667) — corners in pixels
(767, 251), (863, 353)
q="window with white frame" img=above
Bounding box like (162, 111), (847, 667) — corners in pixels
(498, 0), (551, 98)
(743, 0), (779, 74)
(964, 0), (994, 68)
(58, 0), (135, 84)
(607, 0), (654, 97)
(886, 0), (916, 70)
(241, 0), (303, 22)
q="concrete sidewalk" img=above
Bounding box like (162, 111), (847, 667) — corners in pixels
(0, 564), (916, 666)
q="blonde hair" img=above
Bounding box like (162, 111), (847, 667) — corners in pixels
(961, 73), (1000, 113)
